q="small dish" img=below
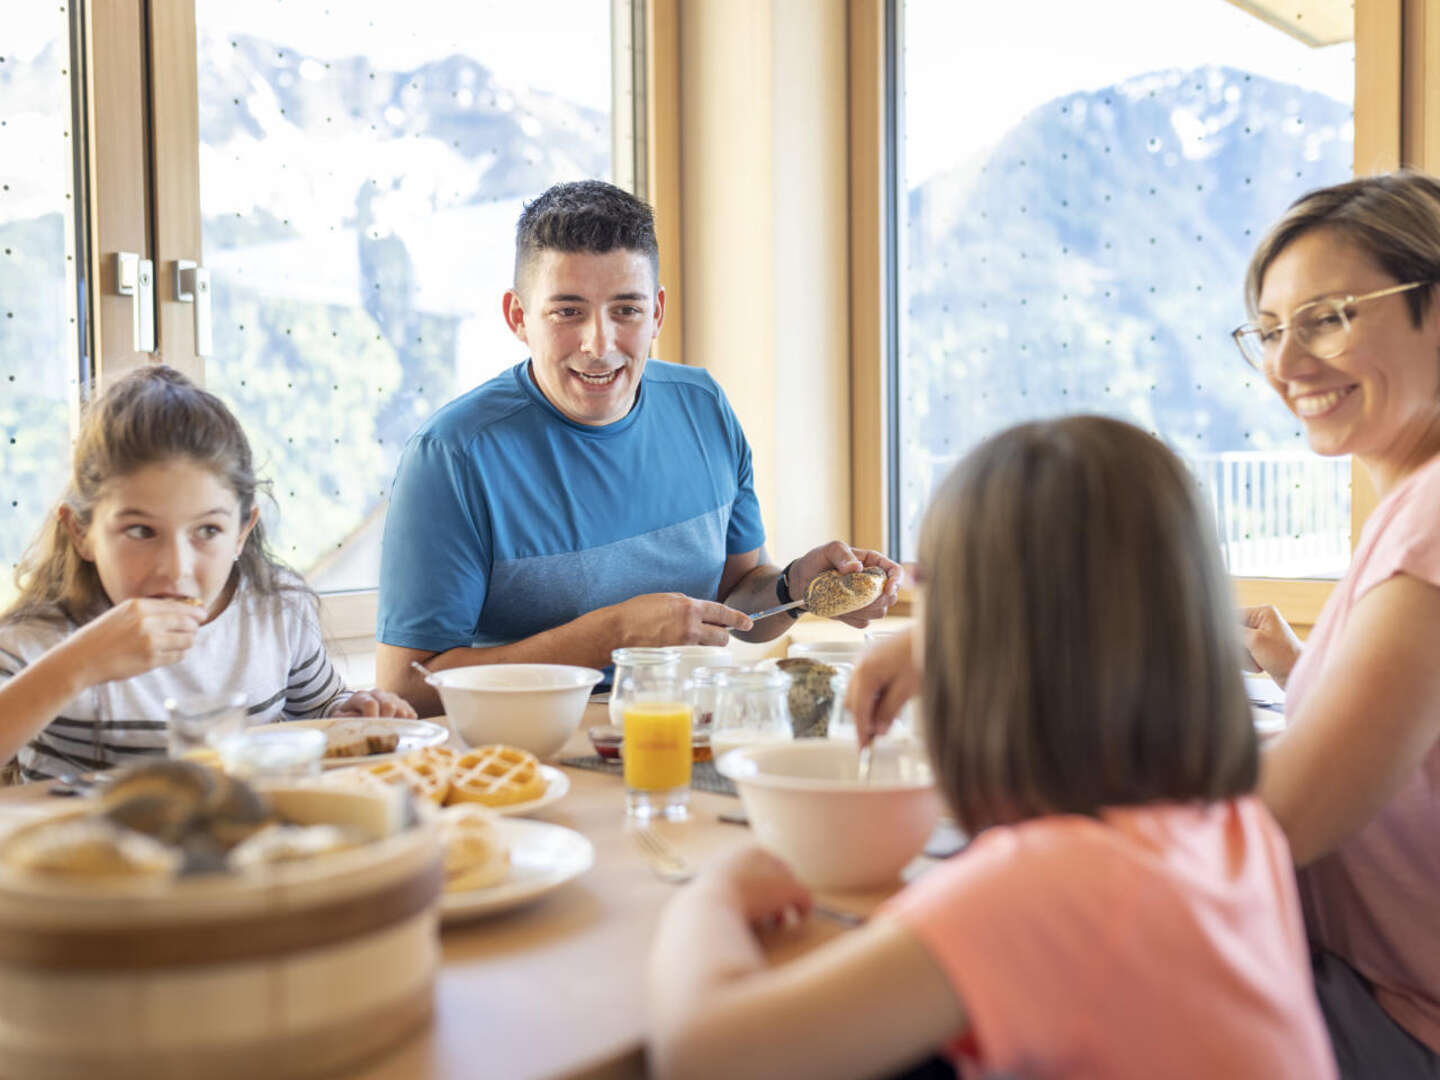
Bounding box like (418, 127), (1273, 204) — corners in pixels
(261, 718), (451, 767)
(587, 725), (623, 761)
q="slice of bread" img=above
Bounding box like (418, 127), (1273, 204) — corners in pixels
(324, 719), (402, 759)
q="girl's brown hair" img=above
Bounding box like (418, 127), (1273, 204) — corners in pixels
(918, 416), (1256, 835)
(4, 365), (303, 626)
(1244, 170), (1440, 324)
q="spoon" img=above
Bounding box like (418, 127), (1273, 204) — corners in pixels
(857, 742), (873, 784)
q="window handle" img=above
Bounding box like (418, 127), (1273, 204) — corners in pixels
(174, 259), (213, 358)
(113, 251), (155, 353)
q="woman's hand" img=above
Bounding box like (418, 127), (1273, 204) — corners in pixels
(1240, 604), (1303, 688)
(64, 598), (203, 686)
(846, 627), (920, 747)
(332, 689), (418, 719)
(696, 846), (812, 929)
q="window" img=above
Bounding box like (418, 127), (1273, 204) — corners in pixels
(893, 0), (1355, 577)
(192, 0), (617, 591)
(0, 5), (86, 605)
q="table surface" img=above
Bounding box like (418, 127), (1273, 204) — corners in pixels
(0, 703), (913, 1080)
(358, 702), (912, 1080)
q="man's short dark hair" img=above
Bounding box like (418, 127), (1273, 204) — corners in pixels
(514, 180), (659, 293)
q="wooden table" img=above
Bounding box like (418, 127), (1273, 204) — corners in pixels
(342, 703), (904, 1079)
(0, 704), (910, 1079)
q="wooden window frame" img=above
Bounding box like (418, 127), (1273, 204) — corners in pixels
(852, 0), (1412, 629)
(83, 1), (658, 644)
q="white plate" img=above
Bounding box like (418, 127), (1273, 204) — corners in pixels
(489, 764), (570, 817)
(262, 717), (451, 767)
(441, 818), (593, 924)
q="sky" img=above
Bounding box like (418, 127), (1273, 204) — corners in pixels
(904, 0), (1354, 185)
(3, 0), (613, 111)
(4, 0), (1353, 201)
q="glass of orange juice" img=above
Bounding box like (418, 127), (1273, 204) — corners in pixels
(623, 691), (693, 821)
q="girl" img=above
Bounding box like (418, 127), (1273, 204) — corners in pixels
(0, 365), (413, 781)
(647, 417), (1335, 1080)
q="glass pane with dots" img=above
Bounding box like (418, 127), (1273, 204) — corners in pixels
(0, 5), (84, 608)
(898, 0), (1353, 577)
(195, 0), (614, 590)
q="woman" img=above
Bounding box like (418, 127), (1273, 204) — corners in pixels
(851, 171), (1440, 1078)
(1232, 172), (1440, 1077)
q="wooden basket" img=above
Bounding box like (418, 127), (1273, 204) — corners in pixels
(0, 794), (443, 1080)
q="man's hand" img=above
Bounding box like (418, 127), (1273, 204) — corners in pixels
(64, 598), (204, 686)
(788, 542), (903, 627)
(1241, 604), (1303, 689)
(607, 592), (753, 648)
(331, 689), (419, 719)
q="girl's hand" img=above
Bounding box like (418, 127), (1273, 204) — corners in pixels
(1240, 605), (1303, 689)
(64, 598), (203, 686)
(847, 627), (920, 747)
(697, 846), (812, 928)
(332, 689), (418, 719)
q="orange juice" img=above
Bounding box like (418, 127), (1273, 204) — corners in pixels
(622, 702), (693, 791)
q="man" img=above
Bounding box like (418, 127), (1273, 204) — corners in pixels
(377, 180), (899, 713)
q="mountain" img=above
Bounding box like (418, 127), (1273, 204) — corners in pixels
(898, 64), (1352, 547)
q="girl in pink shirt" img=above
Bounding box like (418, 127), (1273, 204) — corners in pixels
(646, 416), (1335, 1080)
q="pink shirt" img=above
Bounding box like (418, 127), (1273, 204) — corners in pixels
(1285, 451), (1440, 1053)
(882, 798), (1335, 1080)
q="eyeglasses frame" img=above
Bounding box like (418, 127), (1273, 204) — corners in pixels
(1231, 280), (1434, 371)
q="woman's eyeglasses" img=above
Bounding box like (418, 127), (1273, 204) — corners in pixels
(1232, 280), (1432, 371)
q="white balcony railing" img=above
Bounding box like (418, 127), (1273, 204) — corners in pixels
(1190, 451), (1349, 579)
(903, 448), (1350, 579)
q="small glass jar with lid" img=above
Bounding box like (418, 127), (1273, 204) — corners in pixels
(710, 668), (794, 761)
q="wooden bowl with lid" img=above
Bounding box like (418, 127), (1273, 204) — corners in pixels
(0, 783), (442, 1080)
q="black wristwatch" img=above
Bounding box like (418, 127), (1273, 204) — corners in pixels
(775, 561), (802, 619)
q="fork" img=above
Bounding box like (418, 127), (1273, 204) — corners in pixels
(632, 826), (696, 883)
(630, 826), (865, 927)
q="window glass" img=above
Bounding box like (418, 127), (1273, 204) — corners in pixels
(195, 0), (614, 590)
(0, 5), (83, 605)
(898, 0), (1354, 576)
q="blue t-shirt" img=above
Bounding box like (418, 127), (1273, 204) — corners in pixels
(377, 359), (767, 653)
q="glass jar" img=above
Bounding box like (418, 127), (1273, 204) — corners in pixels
(613, 648), (692, 821)
(610, 647), (681, 729)
(687, 664), (736, 764)
(826, 668), (858, 743)
(710, 669), (793, 760)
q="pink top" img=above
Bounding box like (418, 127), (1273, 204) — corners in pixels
(882, 798), (1335, 1080)
(1284, 451), (1440, 1053)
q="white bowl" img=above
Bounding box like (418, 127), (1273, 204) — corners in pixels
(425, 664), (603, 758)
(785, 640), (868, 666)
(716, 740), (942, 891)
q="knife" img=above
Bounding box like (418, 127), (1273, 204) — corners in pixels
(744, 599), (806, 621)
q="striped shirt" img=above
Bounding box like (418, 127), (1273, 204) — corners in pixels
(0, 582), (347, 782)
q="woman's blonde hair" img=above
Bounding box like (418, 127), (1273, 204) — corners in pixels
(1245, 170), (1440, 322)
(918, 416), (1256, 834)
(4, 365), (303, 626)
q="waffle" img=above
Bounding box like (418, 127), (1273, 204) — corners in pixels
(438, 805), (510, 891)
(362, 745), (457, 804)
(447, 745), (546, 808)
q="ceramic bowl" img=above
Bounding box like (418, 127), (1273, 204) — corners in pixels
(716, 739), (941, 890)
(424, 664), (603, 758)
